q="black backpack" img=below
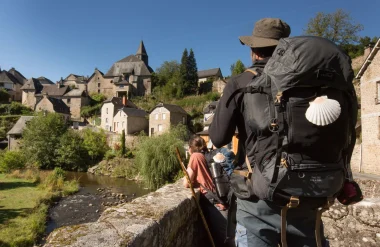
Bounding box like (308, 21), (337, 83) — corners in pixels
(203, 148), (235, 206)
(228, 36), (358, 247)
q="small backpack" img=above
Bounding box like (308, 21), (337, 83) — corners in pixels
(228, 36), (359, 247)
(203, 148), (235, 206)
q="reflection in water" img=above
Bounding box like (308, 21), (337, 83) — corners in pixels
(65, 171), (150, 196)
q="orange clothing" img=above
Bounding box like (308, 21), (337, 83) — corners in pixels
(187, 152), (215, 195)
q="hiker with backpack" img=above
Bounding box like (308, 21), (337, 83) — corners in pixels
(209, 18), (361, 247)
(183, 135), (232, 247)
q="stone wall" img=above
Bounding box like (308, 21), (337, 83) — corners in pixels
(44, 180), (202, 247)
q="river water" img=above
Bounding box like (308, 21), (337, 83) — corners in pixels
(44, 172), (151, 237)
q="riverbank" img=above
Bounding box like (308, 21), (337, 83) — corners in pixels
(0, 169), (79, 247)
(87, 157), (140, 180)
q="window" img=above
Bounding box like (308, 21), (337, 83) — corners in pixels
(162, 113), (166, 120)
(98, 83), (100, 88)
(122, 122), (124, 128)
(377, 82), (380, 104)
(98, 89), (100, 93)
(67, 98), (71, 104)
(106, 108), (108, 114)
(106, 118), (108, 123)
(183, 116), (186, 124)
(158, 124), (163, 132)
(155, 113), (158, 120)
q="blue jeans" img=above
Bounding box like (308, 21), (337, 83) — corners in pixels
(235, 198), (329, 247)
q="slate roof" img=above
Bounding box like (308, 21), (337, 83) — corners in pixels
(64, 89), (86, 97)
(136, 41), (147, 56)
(119, 107), (148, 118)
(20, 78), (43, 92)
(197, 68), (222, 78)
(151, 103), (187, 115)
(7, 116), (35, 135)
(103, 97), (138, 109)
(36, 96), (70, 114)
(37, 76), (55, 85)
(39, 85), (70, 96)
(64, 74), (87, 83)
(8, 68), (27, 85)
(0, 70), (23, 85)
(105, 55), (153, 77)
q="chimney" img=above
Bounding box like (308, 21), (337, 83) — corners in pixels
(122, 95), (127, 106)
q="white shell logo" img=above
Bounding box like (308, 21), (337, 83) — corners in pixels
(305, 96), (341, 126)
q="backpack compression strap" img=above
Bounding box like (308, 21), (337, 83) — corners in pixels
(225, 68), (263, 108)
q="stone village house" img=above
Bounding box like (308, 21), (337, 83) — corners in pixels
(21, 78), (89, 120)
(113, 107), (148, 135)
(34, 94), (71, 122)
(62, 74), (88, 92)
(355, 38), (380, 175)
(149, 103), (188, 136)
(0, 67), (27, 102)
(7, 116), (34, 151)
(197, 68), (226, 94)
(87, 41), (153, 99)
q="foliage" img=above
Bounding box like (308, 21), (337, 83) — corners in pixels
(0, 150), (26, 173)
(0, 115), (20, 139)
(179, 48), (189, 98)
(82, 128), (109, 162)
(0, 88), (10, 103)
(134, 124), (188, 189)
(230, 59), (246, 76)
(80, 104), (101, 118)
(341, 36), (379, 59)
(55, 130), (89, 171)
(22, 113), (68, 169)
(104, 149), (117, 160)
(304, 9), (363, 45)
(120, 130), (126, 157)
(154, 60), (181, 88)
(0, 102), (33, 115)
(90, 93), (106, 104)
(185, 48), (198, 95)
(0, 171), (78, 247)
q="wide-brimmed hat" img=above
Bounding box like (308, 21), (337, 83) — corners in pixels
(239, 18), (291, 48)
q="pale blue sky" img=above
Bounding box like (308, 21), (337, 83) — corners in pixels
(0, 0), (378, 82)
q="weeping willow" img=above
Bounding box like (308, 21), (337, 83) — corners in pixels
(135, 124), (188, 189)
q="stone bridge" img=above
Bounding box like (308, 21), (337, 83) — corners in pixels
(44, 176), (380, 247)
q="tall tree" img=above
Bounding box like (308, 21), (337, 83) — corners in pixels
(120, 130), (126, 157)
(187, 49), (198, 94)
(230, 60), (246, 76)
(179, 49), (189, 96)
(304, 9), (363, 45)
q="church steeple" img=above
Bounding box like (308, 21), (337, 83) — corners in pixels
(136, 40), (148, 66)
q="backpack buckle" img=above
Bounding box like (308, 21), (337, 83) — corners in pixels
(269, 118), (279, 132)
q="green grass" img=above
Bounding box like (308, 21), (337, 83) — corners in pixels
(0, 171), (79, 247)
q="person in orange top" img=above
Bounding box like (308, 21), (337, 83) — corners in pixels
(183, 135), (231, 247)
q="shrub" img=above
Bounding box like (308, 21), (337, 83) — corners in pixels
(82, 128), (109, 162)
(0, 150), (26, 173)
(104, 150), (116, 161)
(135, 124), (187, 189)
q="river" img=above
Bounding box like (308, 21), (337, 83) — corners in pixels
(43, 172), (151, 238)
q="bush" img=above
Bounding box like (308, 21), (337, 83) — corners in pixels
(82, 128), (109, 162)
(135, 124), (187, 189)
(104, 150), (116, 161)
(55, 130), (89, 171)
(0, 150), (26, 173)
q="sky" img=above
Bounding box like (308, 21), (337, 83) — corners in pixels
(0, 0), (379, 82)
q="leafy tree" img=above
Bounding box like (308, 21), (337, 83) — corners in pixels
(186, 49), (198, 94)
(120, 130), (126, 157)
(90, 93), (106, 104)
(304, 9), (363, 45)
(341, 36), (379, 58)
(155, 61), (181, 87)
(23, 113), (68, 169)
(230, 59), (246, 76)
(80, 104), (101, 119)
(0, 89), (10, 103)
(135, 124), (188, 189)
(82, 128), (109, 162)
(55, 130), (89, 171)
(0, 150), (26, 173)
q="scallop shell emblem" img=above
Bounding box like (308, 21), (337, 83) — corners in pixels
(305, 96), (341, 126)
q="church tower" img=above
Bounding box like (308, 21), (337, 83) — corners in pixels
(136, 40), (148, 66)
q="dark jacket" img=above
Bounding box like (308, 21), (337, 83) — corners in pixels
(209, 58), (269, 166)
